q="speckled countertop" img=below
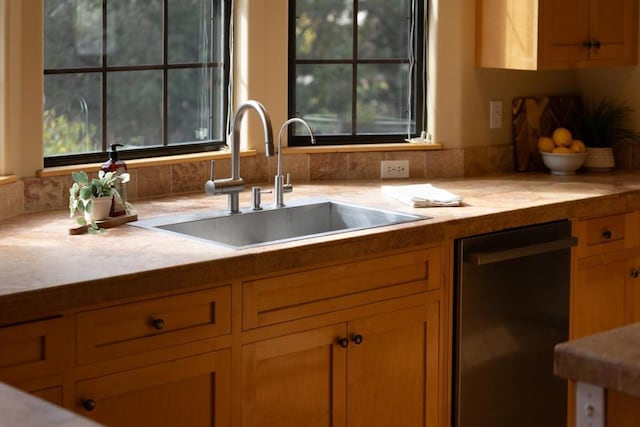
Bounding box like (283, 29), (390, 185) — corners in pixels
(555, 323), (640, 398)
(2, 172), (640, 323)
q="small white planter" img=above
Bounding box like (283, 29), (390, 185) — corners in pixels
(583, 147), (615, 172)
(84, 196), (112, 221)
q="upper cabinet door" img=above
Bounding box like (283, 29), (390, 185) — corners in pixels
(538, 0), (590, 67)
(587, 0), (639, 65)
(476, 0), (639, 69)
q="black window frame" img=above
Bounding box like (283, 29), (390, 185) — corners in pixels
(288, 0), (426, 146)
(43, 0), (231, 168)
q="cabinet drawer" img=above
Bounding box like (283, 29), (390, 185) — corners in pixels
(574, 213), (635, 258)
(243, 247), (439, 329)
(0, 317), (70, 385)
(77, 286), (231, 365)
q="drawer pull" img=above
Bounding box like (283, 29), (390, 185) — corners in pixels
(82, 399), (96, 411)
(602, 229), (612, 240)
(632, 269), (639, 279)
(150, 318), (165, 330)
(351, 334), (363, 345)
(337, 337), (350, 348)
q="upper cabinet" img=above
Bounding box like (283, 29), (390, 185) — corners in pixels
(476, 0), (639, 70)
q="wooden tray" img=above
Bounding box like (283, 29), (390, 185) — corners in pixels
(512, 95), (581, 172)
(69, 211), (138, 235)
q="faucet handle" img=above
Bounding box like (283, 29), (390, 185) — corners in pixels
(205, 160), (216, 195)
(283, 173), (293, 193)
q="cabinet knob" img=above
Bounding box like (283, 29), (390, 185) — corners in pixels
(82, 399), (96, 411)
(337, 337), (350, 348)
(583, 40), (593, 49)
(151, 318), (165, 330)
(602, 229), (612, 240)
(593, 40), (601, 49)
(631, 268), (639, 279)
(351, 334), (364, 345)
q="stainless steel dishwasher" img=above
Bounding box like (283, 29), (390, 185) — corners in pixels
(454, 220), (577, 427)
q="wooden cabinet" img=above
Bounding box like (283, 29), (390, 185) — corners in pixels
(242, 303), (440, 427)
(0, 244), (449, 427)
(476, 0), (638, 69)
(0, 316), (72, 404)
(571, 211), (640, 425)
(74, 285), (232, 426)
(571, 212), (638, 339)
(241, 246), (447, 427)
(75, 350), (231, 427)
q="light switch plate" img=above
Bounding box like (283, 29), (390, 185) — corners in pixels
(576, 382), (604, 427)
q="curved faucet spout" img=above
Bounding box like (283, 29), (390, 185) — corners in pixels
(231, 100), (275, 181)
(277, 118), (315, 176)
(206, 100), (274, 214)
(275, 118), (315, 207)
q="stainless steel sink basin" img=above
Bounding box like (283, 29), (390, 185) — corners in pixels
(130, 198), (427, 249)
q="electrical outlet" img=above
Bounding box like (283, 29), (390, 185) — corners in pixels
(489, 100), (503, 129)
(381, 160), (410, 179)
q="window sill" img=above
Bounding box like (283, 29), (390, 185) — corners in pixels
(282, 142), (443, 155)
(37, 149), (256, 178)
(0, 175), (18, 186)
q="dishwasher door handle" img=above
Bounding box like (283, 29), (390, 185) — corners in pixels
(464, 236), (578, 265)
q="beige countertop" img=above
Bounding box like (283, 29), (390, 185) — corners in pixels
(555, 323), (640, 398)
(2, 171), (640, 323)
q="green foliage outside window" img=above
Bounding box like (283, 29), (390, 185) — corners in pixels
(43, 109), (98, 156)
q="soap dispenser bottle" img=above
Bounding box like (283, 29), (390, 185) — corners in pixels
(101, 143), (128, 217)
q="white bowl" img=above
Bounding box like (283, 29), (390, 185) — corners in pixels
(540, 151), (587, 175)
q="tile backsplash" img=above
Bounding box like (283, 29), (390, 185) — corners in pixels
(2, 145), (518, 220)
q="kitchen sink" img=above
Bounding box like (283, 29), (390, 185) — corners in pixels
(130, 198), (428, 249)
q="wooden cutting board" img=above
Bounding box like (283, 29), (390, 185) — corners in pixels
(512, 95), (582, 172)
(69, 211), (138, 235)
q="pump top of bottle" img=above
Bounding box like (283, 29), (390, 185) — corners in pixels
(108, 144), (123, 162)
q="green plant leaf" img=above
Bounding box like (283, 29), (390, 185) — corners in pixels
(72, 171), (89, 184)
(76, 216), (87, 226)
(79, 186), (93, 200)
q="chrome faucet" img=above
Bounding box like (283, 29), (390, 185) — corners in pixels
(205, 100), (275, 213)
(275, 118), (315, 207)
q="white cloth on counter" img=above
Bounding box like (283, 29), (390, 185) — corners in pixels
(381, 183), (463, 207)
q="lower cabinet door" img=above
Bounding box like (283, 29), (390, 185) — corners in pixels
(242, 323), (348, 427)
(75, 350), (230, 427)
(346, 303), (439, 427)
(571, 257), (630, 339)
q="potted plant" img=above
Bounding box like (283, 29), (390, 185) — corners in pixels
(69, 170), (129, 231)
(571, 98), (640, 171)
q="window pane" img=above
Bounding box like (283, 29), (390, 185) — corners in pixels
(44, 0), (102, 69)
(296, 64), (352, 135)
(358, 0), (411, 59)
(168, 67), (225, 144)
(44, 73), (102, 156)
(357, 64), (412, 134)
(296, 0), (353, 60)
(169, 0), (221, 64)
(106, 0), (163, 66)
(107, 71), (163, 148)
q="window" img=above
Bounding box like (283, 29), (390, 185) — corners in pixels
(43, 0), (229, 167)
(289, 0), (425, 145)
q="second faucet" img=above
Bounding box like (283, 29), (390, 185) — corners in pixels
(275, 118), (315, 207)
